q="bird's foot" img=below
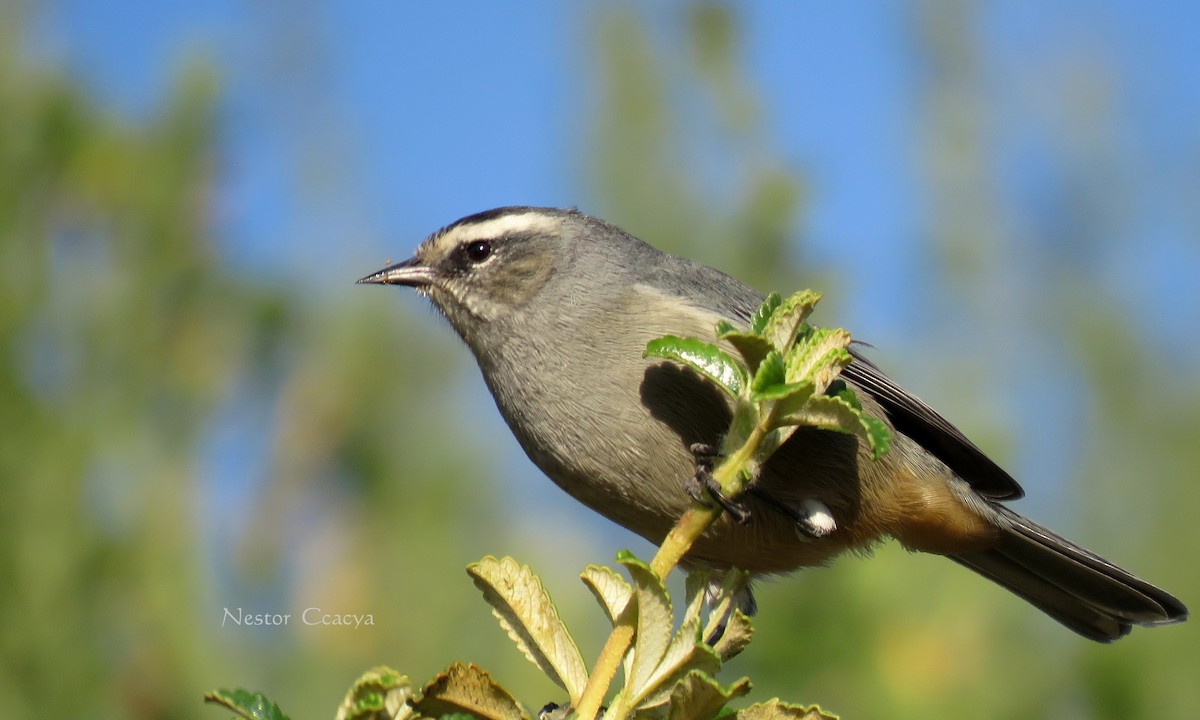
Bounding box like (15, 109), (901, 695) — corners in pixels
(686, 443), (752, 525)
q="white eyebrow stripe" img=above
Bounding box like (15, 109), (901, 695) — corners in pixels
(436, 212), (560, 249)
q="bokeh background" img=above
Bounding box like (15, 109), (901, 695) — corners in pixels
(3, 1), (1198, 718)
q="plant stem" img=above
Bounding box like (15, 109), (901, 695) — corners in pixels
(575, 613), (635, 720)
(574, 421), (772, 719)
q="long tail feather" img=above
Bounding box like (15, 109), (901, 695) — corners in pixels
(951, 506), (1187, 642)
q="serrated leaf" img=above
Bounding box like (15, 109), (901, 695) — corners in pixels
(753, 350), (811, 403)
(754, 382), (814, 402)
(203, 689), (291, 720)
(763, 290), (821, 352)
(776, 395), (892, 460)
(775, 394), (860, 434)
(783, 327), (851, 391)
(856, 411), (892, 461)
(580, 565), (633, 627)
(646, 336), (747, 396)
(699, 570), (756, 662)
(751, 350), (784, 391)
(625, 569), (739, 711)
(467, 557), (588, 705)
(630, 611), (722, 711)
(710, 609), (756, 662)
(334, 667), (413, 720)
(716, 321), (772, 372)
(701, 569), (751, 627)
(616, 552), (675, 702)
(413, 663), (533, 720)
(682, 570), (712, 629)
(585, 560), (639, 689)
(750, 292), (783, 335)
(666, 672), (752, 720)
(736, 699), (839, 719)
(829, 383), (860, 410)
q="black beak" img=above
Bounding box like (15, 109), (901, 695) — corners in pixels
(356, 257), (436, 287)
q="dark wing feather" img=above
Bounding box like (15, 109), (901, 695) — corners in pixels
(683, 258), (1022, 501)
(844, 346), (1024, 501)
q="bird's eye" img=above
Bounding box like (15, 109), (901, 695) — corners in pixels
(465, 240), (493, 263)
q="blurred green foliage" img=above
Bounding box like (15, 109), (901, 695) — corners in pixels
(1, 3), (1196, 720)
(0, 17), (542, 718)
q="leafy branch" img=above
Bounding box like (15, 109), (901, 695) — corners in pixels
(573, 290), (888, 718)
(205, 289), (890, 720)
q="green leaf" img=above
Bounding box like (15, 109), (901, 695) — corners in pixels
(763, 290), (821, 352)
(467, 557), (588, 705)
(334, 667), (413, 720)
(710, 609), (756, 662)
(716, 320), (772, 372)
(682, 570), (712, 629)
(203, 689), (291, 720)
(630, 607), (722, 711)
(776, 394), (892, 461)
(751, 350), (784, 390)
(580, 564), (633, 627)
(830, 383), (860, 410)
(616, 552), (675, 703)
(776, 394), (859, 434)
(753, 382), (814, 402)
(750, 292), (783, 335)
(645, 335), (748, 397)
(621, 566), (732, 711)
(632, 622), (721, 710)
(783, 327), (851, 391)
(700, 570), (756, 662)
(735, 699), (840, 719)
(413, 663), (533, 720)
(750, 351), (814, 403)
(580, 563), (637, 689)
(666, 672), (752, 720)
(856, 411), (893, 461)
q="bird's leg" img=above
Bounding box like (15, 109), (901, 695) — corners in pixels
(686, 445), (834, 536)
(687, 443), (752, 525)
(683, 443), (719, 504)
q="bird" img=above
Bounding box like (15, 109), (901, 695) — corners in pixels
(358, 205), (1187, 642)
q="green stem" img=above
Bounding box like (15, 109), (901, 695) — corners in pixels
(574, 612), (635, 720)
(575, 417), (774, 719)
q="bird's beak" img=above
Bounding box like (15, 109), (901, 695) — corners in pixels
(356, 256), (436, 287)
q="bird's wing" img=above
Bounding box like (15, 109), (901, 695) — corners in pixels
(844, 347), (1024, 501)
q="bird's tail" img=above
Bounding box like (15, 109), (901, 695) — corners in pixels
(950, 505), (1187, 642)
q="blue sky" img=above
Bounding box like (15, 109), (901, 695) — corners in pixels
(26, 1), (1200, 552)
(31, 1), (1199, 330)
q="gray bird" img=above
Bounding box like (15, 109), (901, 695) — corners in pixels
(359, 206), (1187, 642)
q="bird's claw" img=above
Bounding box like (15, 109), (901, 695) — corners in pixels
(686, 444), (752, 524)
